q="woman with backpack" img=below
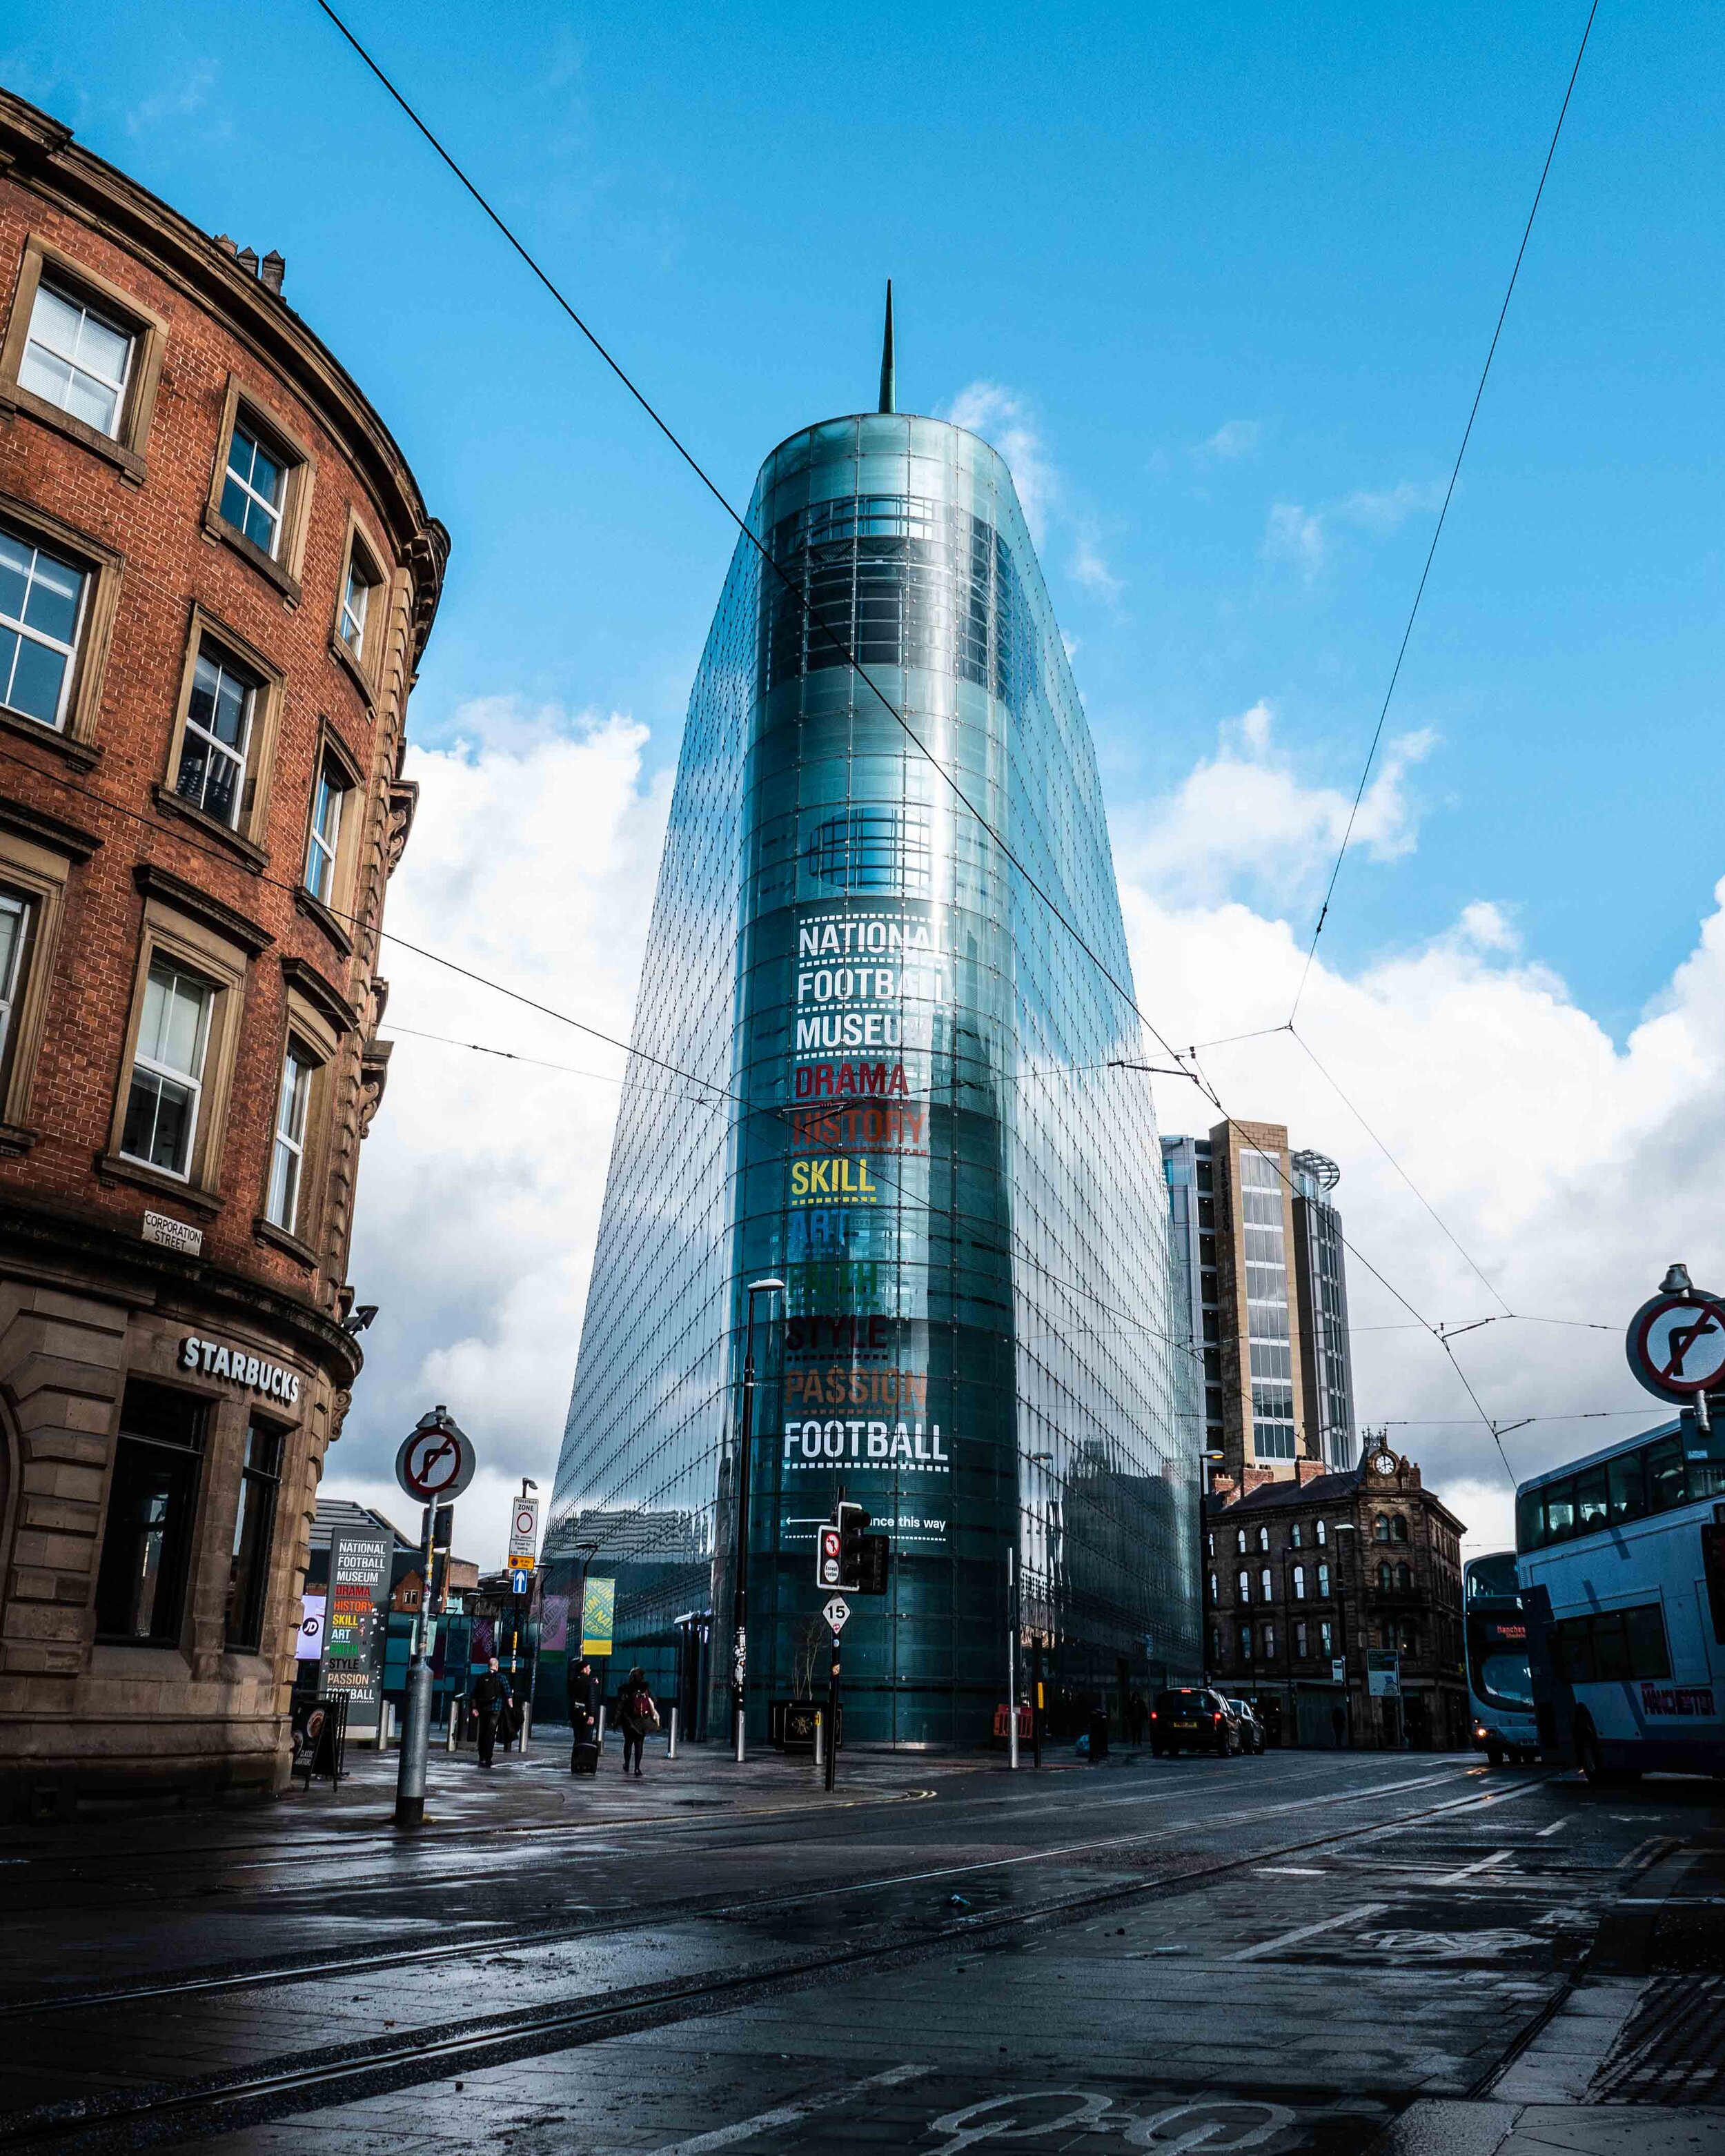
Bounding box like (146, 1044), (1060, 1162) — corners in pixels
(618, 1666), (659, 1777)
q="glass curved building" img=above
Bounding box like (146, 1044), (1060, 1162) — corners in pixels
(544, 364), (1200, 1745)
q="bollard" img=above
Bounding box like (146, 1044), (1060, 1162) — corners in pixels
(813, 1709), (823, 1772)
(446, 1700), (457, 1753)
(518, 1702), (532, 1755)
(667, 1705), (679, 1760)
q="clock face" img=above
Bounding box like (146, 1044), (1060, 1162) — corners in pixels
(1374, 1452), (1396, 1475)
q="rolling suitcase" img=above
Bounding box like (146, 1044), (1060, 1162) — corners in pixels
(571, 1739), (600, 1777)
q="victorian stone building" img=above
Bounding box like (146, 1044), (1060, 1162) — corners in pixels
(0, 91), (446, 1816)
(1203, 1439), (1468, 1751)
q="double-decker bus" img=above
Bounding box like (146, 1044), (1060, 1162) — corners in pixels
(1463, 1552), (1537, 1765)
(1516, 1416), (1725, 1782)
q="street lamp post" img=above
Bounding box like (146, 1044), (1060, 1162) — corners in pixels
(1333, 1520), (1358, 1745)
(731, 1277), (785, 1763)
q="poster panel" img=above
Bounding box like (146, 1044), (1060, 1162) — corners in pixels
(322, 1531), (391, 1729)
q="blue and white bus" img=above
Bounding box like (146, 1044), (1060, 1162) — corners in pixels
(1517, 1417), (1725, 1782)
(1463, 1552), (1538, 1766)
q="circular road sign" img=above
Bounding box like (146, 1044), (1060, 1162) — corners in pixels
(395, 1416), (477, 1503)
(1626, 1290), (1725, 1401)
(513, 1503), (538, 1542)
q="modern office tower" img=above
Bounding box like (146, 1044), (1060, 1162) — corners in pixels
(1291, 1148), (1355, 1471)
(1162, 1120), (1356, 1484)
(545, 322), (1199, 1743)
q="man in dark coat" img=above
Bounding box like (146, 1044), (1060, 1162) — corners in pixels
(568, 1656), (599, 1772)
(472, 1656), (511, 1768)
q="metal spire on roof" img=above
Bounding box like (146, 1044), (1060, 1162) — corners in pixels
(878, 279), (896, 414)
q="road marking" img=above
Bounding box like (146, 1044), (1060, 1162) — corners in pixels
(642, 2064), (929, 2152)
(1231, 1901), (1386, 1961)
(1437, 1850), (1511, 1883)
(1536, 1819), (1566, 1837)
(1256, 1866), (1325, 1875)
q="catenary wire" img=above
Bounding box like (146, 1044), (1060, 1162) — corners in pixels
(308, 0), (1214, 1107)
(7, 8), (1550, 1485)
(299, 0), (1561, 1469)
(1287, 0), (1602, 1025)
(1289, 1022), (1512, 1314)
(0, 715), (1530, 1478)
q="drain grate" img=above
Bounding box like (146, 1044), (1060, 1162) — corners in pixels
(1593, 1976), (1725, 2106)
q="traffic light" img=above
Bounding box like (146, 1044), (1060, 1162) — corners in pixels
(856, 1532), (890, 1595)
(837, 1501), (869, 1588)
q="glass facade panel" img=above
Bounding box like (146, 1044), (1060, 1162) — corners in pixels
(545, 411), (1198, 1743)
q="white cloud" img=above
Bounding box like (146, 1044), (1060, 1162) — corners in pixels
(1067, 524), (1123, 604)
(943, 379), (1121, 602)
(1264, 502), (1326, 581)
(127, 59), (219, 137)
(323, 705), (670, 1540)
(1339, 479), (1447, 532)
(1122, 699), (1434, 906)
(1264, 479), (1448, 585)
(1202, 419), (1265, 460)
(1118, 853), (1725, 1541)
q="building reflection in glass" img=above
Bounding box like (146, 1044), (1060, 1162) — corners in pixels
(545, 405), (1200, 1742)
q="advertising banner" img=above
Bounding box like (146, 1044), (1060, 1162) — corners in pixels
(1366, 1648), (1401, 1699)
(295, 1594), (326, 1661)
(580, 1575), (616, 1658)
(322, 1531), (391, 1729)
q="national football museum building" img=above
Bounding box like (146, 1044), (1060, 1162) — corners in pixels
(542, 325), (1200, 1745)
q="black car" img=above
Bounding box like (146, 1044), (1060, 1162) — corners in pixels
(1150, 1688), (1239, 1757)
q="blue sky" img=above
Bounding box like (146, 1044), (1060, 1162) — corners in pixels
(11, 4), (1725, 1553)
(14, 0), (1721, 1031)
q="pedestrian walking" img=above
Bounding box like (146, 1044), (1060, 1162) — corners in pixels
(472, 1656), (512, 1769)
(1128, 1692), (1148, 1745)
(1331, 1701), (1348, 1748)
(618, 1666), (659, 1777)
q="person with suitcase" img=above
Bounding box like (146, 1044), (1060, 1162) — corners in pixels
(569, 1656), (600, 1777)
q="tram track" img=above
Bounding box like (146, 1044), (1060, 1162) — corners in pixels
(0, 1767), (1565, 2153)
(0, 1759), (1496, 2017)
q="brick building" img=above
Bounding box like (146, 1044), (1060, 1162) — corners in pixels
(1203, 1438), (1469, 1750)
(0, 91), (446, 1815)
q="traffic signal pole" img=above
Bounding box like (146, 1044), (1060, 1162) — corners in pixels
(394, 1500), (437, 1828)
(825, 1621), (840, 1792)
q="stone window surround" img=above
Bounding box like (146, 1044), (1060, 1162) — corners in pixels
(99, 886), (257, 1216)
(295, 716), (366, 945)
(0, 809), (88, 1149)
(0, 486), (124, 769)
(253, 970), (348, 1268)
(154, 600), (285, 868)
(330, 507), (390, 706)
(0, 232), (169, 481)
(202, 374), (317, 606)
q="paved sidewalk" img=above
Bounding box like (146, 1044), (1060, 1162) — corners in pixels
(1370, 1831), (1725, 2156)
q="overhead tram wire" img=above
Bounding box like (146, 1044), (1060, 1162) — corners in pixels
(210, 4), (1555, 1478)
(307, 0), (1216, 1109)
(0, 723), (1557, 1466)
(1288, 1022), (1512, 1315)
(1286, 0), (1602, 1027)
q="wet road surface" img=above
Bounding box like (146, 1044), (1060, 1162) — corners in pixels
(1, 1739), (1716, 2153)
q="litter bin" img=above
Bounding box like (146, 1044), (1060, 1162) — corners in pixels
(1087, 1710), (1110, 1762)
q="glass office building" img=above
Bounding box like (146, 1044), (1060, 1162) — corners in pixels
(544, 395), (1199, 1744)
